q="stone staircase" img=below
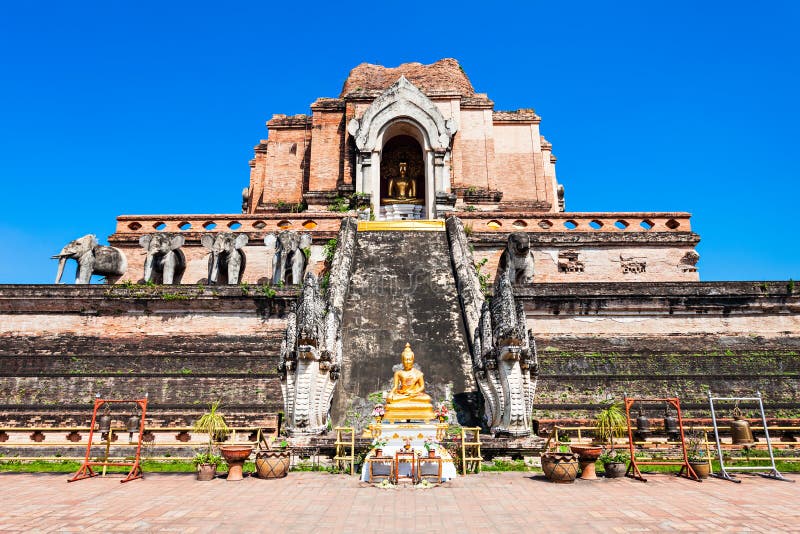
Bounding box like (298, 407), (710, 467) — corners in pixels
(333, 230), (479, 425)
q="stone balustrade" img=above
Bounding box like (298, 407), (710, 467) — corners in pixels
(113, 212), (692, 236)
(457, 212), (693, 233)
(114, 213), (346, 236)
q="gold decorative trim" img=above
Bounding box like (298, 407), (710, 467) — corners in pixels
(357, 220), (445, 232)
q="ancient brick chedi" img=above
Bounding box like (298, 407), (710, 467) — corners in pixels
(104, 58), (700, 286)
(1, 59), (797, 441)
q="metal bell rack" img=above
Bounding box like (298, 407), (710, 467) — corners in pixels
(623, 395), (699, 482)
(707, 391), (791, 483)
(68, 394), (148, 484)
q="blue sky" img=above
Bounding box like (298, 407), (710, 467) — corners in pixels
(0, 1), (797, 282)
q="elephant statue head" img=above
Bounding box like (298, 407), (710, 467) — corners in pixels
(139, 233), (185, 284)
(201, 233), (248, 284)
(264, 230), (312, 286)
(52, 234), (128, 284)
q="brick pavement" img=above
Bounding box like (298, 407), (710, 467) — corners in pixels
(0, 471), (798, 533)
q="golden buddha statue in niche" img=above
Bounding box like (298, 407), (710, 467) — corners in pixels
(383, 343), (436, 422)
(385, 161), (421, 204)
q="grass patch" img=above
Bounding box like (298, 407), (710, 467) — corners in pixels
(481, 459), (538, 472)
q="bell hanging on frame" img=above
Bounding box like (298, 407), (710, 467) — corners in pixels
(635, 408), (651, 436)
(126, 414), (141, 434)
(98, 404), (112, 433)
(730, 406), (755, 445)
(663, 406), (679, 439)
(98, 415), (112, 433)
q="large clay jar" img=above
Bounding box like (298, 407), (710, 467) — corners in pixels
(255, 450), (290, 479)
(603, 461), (627, 478)
(541, 452), (579, 483)
(196, 464), (217, 481)
(690, 461), (711, 479)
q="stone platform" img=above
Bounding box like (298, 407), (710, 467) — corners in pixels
(1, 472), (798, 532)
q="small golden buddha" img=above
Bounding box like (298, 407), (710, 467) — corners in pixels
(387, 161), (417, 200)
(383, 343), (436, 422)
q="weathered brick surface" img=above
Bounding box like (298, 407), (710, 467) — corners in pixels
(340, 58), (475, 97)
(0, 287), (291, 426)
(1, 282), (796, 427)
(308, 106), (345, 192)
(516, 282), (800, 418)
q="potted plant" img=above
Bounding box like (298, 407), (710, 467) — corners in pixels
(192, 400), (230, 481)
(255, 435), (290, 479)
(595, 402), (627, 447)
(192, 452), (223, 481)
(687, 432), (711, 479)
(594, 402), (628, 477)
(599, 450), (628, 478)
(423, 437), (437, 457)
(371, 436), (388, 457)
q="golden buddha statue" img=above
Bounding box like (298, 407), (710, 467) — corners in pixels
(383, 343), (436, 422)
(385, 161), (421, 204)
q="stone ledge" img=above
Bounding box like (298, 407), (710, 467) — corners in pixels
(515, 281), (799, 298)
(472, 232), (701, 245)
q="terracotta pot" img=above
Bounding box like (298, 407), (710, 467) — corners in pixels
(603, 461), (627, 478)
(428, 449), (436, 458)
(690, 461), (711, 479)
(569, 445), (603, 480)
(541, 452), (579, 483)
(196, 463), (217, 481)
(374, 448), (383, 457)
(569, 445), (603, 460)
(220, 445), (253, 481)
(255, 450), (290, 479)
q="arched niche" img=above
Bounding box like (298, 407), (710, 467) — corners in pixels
(348, 77), (457, 219)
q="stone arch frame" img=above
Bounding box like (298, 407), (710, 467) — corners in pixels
(348, 77), (458, 219)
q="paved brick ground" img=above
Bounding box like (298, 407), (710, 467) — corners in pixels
(0, 471), (798, 533)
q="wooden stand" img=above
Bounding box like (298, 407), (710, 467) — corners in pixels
(624, 396), (699, 482)
(68, 396), (148, 484)
(461, 427), (482, 475)
(333, 426), (355, 475)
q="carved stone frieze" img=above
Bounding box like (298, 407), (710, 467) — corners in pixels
(558, 250), (584, 273)
(620, 255), (647, 274)
(679, 250), (700, 272)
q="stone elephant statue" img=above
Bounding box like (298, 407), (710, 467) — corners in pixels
(201, 233), (248, 284)
(498, 232), (535, 285)
(264, 230), (312, 285)
(139, 233), (185, 284)
(52, 234), (128, 284)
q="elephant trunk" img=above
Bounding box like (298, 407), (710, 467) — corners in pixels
(209, 252), (219, 284)
(54, 256), (67, 284)
(143, 253), (155, 282)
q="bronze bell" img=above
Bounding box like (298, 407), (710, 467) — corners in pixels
(663, 408), (679, 439)
(126, 415), (140, 434)
(731, 415), (755, 445)
(636, 409), (651, 435)
(98, 414), (112, 433)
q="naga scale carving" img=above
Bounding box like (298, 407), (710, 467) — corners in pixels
(447, 217), (538, 436)
(278, 218), (357, 435)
